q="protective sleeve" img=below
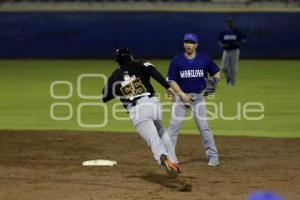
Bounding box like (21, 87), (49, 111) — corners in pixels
(143, 62), (170, 89)
(102, 73), (116, 103)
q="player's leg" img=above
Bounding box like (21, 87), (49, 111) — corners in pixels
(228, 51), (234, 85)
(129, 100), (166, 164)
(129, 98), (178, 175)
(191, 95), (219, 166)
(167, 96), (187, 148)
(154, 120), (178, 164)
(151, 97), (179, 164)
(135, 120), (178, 177)
(230, 49), (240, 86)
(135, 119), (167, 164)
(222, 50), (231, 83)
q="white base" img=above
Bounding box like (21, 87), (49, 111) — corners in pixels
(82, 159), (117, 166)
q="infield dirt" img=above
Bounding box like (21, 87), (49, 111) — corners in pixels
(0, 130), (299, 200)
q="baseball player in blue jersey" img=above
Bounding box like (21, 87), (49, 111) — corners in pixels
(167, 33), (220, 167)
(218, 17), (246, 86)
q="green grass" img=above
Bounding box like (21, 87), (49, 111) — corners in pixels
(0, 59), (299, 138)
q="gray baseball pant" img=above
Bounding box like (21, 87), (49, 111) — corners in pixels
(222, 49), (240, 85)
(168, 94), (219, 162)
(128, 96), (177, 165)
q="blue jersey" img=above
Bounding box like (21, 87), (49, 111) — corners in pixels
(167, 52), (219, 93)
(218, 28), (246, 50)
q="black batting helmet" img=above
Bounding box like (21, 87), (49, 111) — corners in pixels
(115, 48), (133, 65)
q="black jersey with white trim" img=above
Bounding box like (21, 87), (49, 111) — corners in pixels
(102, 60), (170, 108)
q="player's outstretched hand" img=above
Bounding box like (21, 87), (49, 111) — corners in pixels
(179, 93), (192, 105)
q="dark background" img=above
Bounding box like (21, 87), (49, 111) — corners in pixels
(1, 11), (299, 58)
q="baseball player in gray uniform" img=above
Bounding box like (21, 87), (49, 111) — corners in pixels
(218, 18), (246, 86)
(102, 48), (180, 177)
(167, 33), (220, 167)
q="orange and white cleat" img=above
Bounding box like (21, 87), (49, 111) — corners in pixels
(160, 154), (179, 178)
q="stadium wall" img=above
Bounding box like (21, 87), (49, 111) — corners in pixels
(0, 11), (299, 59)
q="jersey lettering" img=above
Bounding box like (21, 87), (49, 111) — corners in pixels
(224, 35), (237, 40)
(180, 69), (204, 78)
(120, 75), (147, 100)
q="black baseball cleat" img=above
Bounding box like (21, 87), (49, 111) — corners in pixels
(160, 154), (179, 178)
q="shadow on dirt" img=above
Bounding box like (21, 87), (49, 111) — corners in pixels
(127, 172), (193, 192)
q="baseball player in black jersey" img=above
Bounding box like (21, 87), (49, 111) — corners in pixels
(102, 48), (180, 177)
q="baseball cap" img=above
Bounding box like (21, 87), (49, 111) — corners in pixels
(183, 33), (198, 43)
(248, 192), (284, 200)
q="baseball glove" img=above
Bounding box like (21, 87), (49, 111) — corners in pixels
(203, 78), (218, 96)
